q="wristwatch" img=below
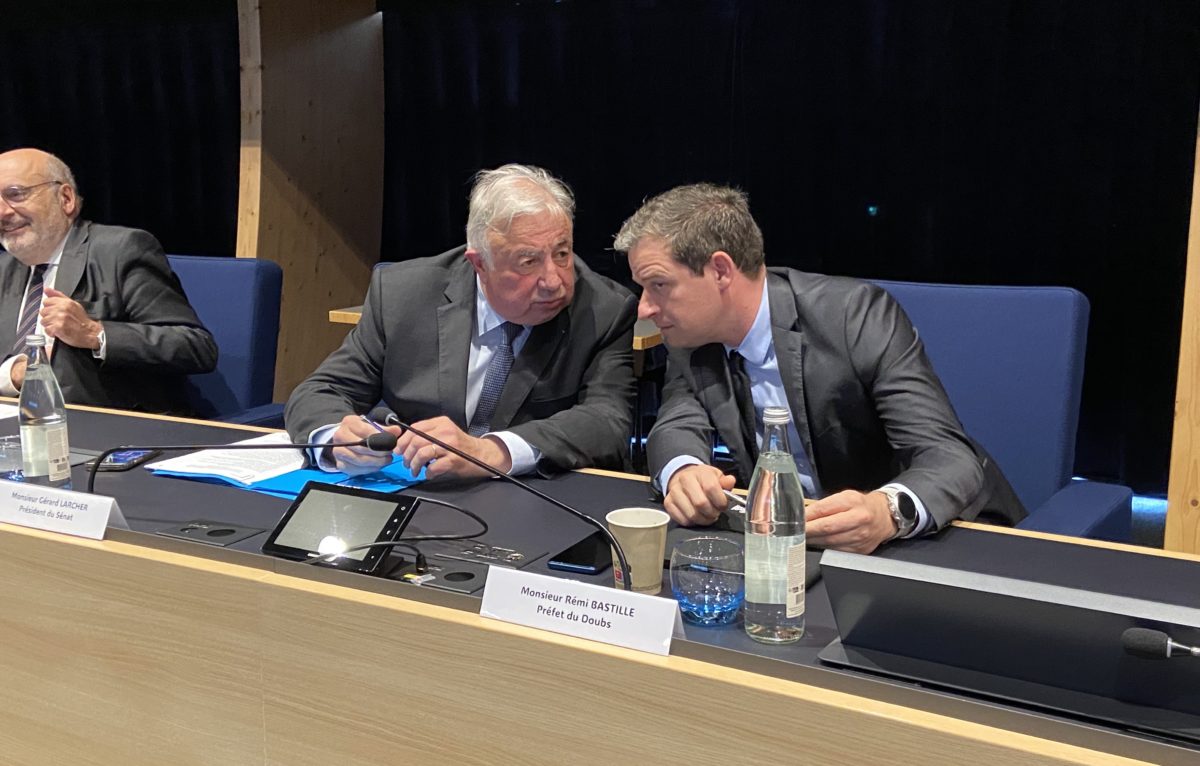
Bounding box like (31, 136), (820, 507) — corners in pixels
(879, 487), (918, 540)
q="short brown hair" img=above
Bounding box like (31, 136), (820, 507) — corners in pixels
(614, 183), (763, 275)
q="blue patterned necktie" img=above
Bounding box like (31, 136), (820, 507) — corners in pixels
(468, 321), (522, 437)
(12, 264), (48, 357)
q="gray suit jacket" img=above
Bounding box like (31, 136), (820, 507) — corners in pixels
(285, 247), (638, 473)
(0, 220), (218, 414)
(647, 268), (1026, 529)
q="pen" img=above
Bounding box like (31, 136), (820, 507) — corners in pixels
(723, 489), (747, 511)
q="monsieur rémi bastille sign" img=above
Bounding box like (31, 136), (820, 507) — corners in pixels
(480, 566), (683, 655)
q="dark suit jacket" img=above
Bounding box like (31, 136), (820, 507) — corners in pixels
(647, 268), (1026, 529)
(285, 247), (638, 473)
(0, 220), (218, 414)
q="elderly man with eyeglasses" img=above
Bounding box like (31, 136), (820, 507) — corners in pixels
(0, 148), (216, 414)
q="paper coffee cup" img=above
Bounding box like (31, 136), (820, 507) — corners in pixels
(605, 507), (670, 594)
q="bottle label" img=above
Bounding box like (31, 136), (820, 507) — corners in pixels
(20, 422), (70, 482)
(786, 542), (805, 619)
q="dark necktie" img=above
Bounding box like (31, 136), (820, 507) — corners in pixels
(728, 351), (759, 461)
(12, 264), (48, 358)
(468, 321), (522, 437)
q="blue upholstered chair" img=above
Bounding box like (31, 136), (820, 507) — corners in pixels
(873, 280), (1131, 542)
(167, 255), (284, 426)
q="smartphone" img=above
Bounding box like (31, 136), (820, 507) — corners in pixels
(91, 449), (162, 472)
(546, 531), (612, 575)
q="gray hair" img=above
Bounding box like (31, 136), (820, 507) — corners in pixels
(43, 152), (83, 214)
(614, 183), (763, 275)
(465, 164), (575, 262)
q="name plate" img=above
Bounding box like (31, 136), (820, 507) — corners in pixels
(480, 566), (684, 656)
(0, 479), (128, 540)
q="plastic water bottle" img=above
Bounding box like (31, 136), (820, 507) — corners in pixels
(743, 406), (805, 643)
(18, 335), (72, 489)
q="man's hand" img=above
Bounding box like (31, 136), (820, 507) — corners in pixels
(395, 415), (511, 480)
(664, 464), (736, 526)
(40, 287), (103, 350)
(10, 355), (26, 390)
(328, 415), (403, 476)
(805, 489), (896, 554)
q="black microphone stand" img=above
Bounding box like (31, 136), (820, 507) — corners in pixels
(382, 414), (634, 592)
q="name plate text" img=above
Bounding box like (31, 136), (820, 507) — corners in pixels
(480, 566), (683, 656)
(0, 479), (128, 540)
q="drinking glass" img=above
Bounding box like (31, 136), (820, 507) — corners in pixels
(0, 435), (22, 481)
(670, 536), (744, 626)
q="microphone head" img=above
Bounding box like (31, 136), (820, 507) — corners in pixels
(367, 405), (394, 423)
(368, 406), (403, 429)
(1122, 627), (1171, 659)
(364, 431), (398, 452)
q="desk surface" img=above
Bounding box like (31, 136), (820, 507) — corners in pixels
(330, 304), (664, 351)
(0, 405), (1194, 765)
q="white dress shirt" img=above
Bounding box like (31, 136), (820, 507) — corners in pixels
(311, 277), (541, 474)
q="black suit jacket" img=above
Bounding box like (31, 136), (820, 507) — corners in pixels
(647, 268), (1026, 529)
(285, 247), (638, 473)
(0, 220), (218, 414)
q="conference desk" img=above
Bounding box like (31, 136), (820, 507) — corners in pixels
(0, 406), (1195, 765)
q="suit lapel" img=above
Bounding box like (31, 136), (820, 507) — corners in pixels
(0, 256), (26, 353)
(691, 343), (757, 480)
(436, 260), (474, 427)
(490, 308), (566, 429)
(52, 220), (88, 302)
(767, 273), (817, 469)
(0, 221), (88, 357)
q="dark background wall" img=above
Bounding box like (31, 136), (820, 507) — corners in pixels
(0, 1), (1195, 494)
(0, 1), (239, 258)
(381, 0), (1200, 495)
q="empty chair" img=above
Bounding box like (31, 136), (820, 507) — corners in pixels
(873, 280), (1131, 542)
(167, 255), (284, 426)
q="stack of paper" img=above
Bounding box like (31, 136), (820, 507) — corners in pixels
(146, 432), (423, 498)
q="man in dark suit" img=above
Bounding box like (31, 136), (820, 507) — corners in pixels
(615, 183), (1024, 554)
(286, 164), (637, 479)
(0, 148), (217, 414)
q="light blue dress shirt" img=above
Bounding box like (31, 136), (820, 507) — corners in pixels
(659, 281), (931, 537)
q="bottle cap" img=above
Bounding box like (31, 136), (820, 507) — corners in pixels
(25, 334), (45, 347)
(763, 406), (791, 425)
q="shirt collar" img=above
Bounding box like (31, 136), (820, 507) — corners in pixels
(725, 280), (772, 365)
(46, 233), (67, 268)
(475, 276), (520, 338)
(27, 232), (68, 271)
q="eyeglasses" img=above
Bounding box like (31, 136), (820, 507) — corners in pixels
(1, 181), (63, 205)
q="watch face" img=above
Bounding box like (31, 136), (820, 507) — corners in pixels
(897, 492), (917, 522)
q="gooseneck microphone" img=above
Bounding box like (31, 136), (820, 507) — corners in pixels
(84, 432), (398, 494)
(375, 410), (633, 591)
(1121, 627), (1200, 660)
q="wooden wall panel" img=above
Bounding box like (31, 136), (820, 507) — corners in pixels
(1167, 119), (1200, 554)
(237, 0), (382, 400)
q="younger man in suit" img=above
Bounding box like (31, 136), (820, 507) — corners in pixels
(615, 183), (1024, 554)
(286, 164), (637, 479)
(0, 148), (217, 414)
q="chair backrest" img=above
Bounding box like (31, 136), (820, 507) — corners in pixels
(167, 255), (283, 419)
(871, 281), (1089, 511)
